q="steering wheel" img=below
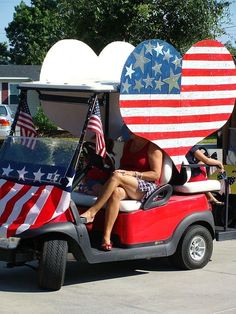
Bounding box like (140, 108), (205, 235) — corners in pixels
(82, 141), (115, 172)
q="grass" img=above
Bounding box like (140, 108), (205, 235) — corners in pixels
(199, 134), (217, 145)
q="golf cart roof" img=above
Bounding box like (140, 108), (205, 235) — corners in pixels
(19, 40), (135, 139)
(19, 81), (119, 93)
(20, 39), (135, 93)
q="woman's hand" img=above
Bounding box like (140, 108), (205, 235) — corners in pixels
(114, 169), (135, 177)
(216, 161), (224, 173)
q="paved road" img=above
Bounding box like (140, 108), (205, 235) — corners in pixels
(0, 240), (236, 314)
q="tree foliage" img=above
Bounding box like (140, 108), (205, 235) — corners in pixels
(225, 41), (236, 59)
(6, 0), (67, 64)
(127, 0), (231, 53)
(0, 42), (10, 64)
(59, 0), (232, 54)
(5, 0), (232, 64)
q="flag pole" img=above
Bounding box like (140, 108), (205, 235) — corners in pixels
(70, 94), (98, 172)
(9, 89), (26, 136)
(0, 90), (25, 160)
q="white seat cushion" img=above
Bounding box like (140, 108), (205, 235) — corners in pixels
(71, 191), (141, 212)
(119, 200), (142, 212)
(160, 154), (173, 185)
(174, 180), (221, 194)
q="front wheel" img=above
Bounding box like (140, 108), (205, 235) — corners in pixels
(37, 239), (68, 291)
(170, 225), (213, 270)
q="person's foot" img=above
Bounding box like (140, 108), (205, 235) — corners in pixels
(209, 198), (224, 206)
(80, 211), (95, 224)
(100, 242), (113, 251)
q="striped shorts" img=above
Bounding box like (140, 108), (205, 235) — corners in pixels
(137, 179), (158, 200)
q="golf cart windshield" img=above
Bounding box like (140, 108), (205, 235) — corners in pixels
(0, 136), (78, 186)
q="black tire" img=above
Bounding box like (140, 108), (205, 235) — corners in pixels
(170, 225), (213, 270)
(37, 240), (68, 291)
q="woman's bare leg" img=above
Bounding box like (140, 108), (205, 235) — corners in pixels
(81, 172), (143, 223)
(206, 192), (224, 204)
(102, 187), (127, 245)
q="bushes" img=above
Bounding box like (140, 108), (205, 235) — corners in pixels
(33, 106), (57, 134)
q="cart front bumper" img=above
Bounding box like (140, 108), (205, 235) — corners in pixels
(0, 237), (21, 249)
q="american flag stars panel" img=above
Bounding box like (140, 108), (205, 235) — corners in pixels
(120, 39), (182, 95)
(0, 160), (73, 190)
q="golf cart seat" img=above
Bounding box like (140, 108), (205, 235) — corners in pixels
(173, 162), (221, 194)
(71, 153), (173, 212)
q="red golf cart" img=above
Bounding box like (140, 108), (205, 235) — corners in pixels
(0, 39), (235, 291)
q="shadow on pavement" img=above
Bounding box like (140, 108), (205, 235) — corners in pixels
(0, 257), (177, 292)
(64, 257), (177, 286)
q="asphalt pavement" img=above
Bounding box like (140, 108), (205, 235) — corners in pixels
(0, 239), (236, 314)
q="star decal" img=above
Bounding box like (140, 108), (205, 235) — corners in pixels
(163, 49), (172, 62)
(33, 168), (45, 182)
(66, 175), (74, 188)
(145, 41), (154, 55)
(122, 79), (131, 93)
(153, 43), (164, 56)
(163, 69), (181, 92)
(155, 78), (165, 91)
(133, 47), (150, 73)
(172, 56), (182, 70)
(125, 64), (135, 79)
(2, 164), (13, 176)
(152, 62), (162, 75)
(17, 167), (28, 181)
(134, 79), (143, 91)
(143, 74), (154, 88)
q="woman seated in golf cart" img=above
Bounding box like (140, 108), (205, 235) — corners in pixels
(186, 145), (224, 205)
(81, 130), (163, 251)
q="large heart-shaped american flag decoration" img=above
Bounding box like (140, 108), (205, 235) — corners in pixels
(119, 39), (236, 169)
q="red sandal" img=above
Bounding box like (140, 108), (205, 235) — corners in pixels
(100, 242), (113, 251)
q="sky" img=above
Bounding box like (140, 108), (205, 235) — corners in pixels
(0, 0), (236, 45)
(0, 0), (31, 43)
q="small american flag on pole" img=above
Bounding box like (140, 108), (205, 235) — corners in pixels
(16, 91), (37, 149)
(87, 97), (106, 158)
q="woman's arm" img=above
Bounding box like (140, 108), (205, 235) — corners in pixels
(115, 143), (163, 182)
(194, 149), (224, 171)
(141, 143), (163, 181)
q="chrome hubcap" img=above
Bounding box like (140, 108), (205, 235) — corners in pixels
(189, 236), (206, 261)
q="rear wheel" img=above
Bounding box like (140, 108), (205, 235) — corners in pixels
(37, 239), (68, 291)
(170, 225), (213, 270)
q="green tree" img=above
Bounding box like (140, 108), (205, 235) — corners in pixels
(0, 42), (10, 64)
(127, 0), (232, 53)
(6, 0), (232, 64)
(225, 41), (236, 59)
(59, 0), (232, 54)
(6, 0), (67, 64)
(58, 0), (140, 53)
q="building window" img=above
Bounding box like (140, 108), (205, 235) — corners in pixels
(2, 82), (9, 104)
(9, 84), (20, 105)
